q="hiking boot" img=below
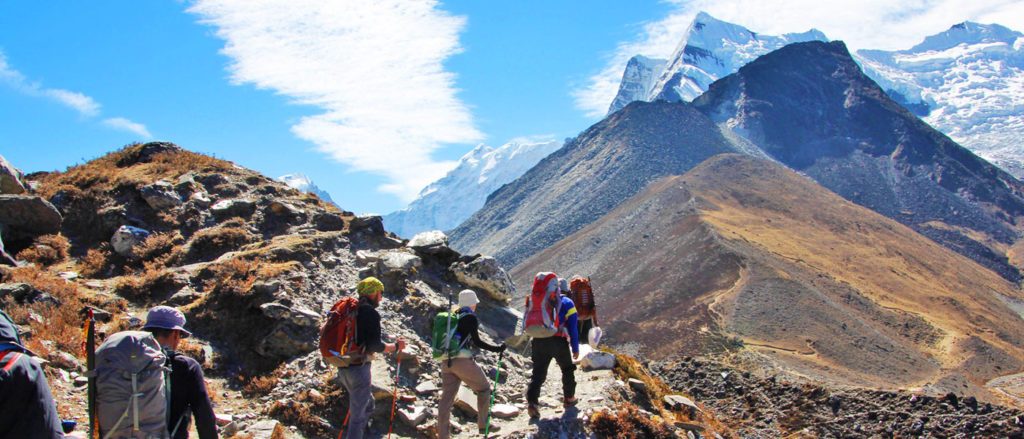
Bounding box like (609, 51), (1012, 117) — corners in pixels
(564, 396), (579, 408)
(527, 403), (540, 419)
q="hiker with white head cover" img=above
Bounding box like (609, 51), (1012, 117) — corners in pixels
(434, 289), (506, 438)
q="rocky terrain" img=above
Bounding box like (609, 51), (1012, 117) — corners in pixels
(513, 154), (1024, 406)
(0, 144), (733, 438)
(654, 355), (1024, 438)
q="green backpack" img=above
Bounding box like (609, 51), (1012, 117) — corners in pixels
(431, 309), (470, 360)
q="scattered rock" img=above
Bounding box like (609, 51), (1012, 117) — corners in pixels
(48, 351), (83, 371)
(665, 395), (701, 417)
(188, 191), (212, 207)
(245, 419), (285, 439)
(408, 231), (451, 254)
(312, 212), (346, 232)
(110, 225), (151, 258)
(628, 378), (647, 392)
(215, 414), (234, 426)
(166, 287), (201, 306)
(449, 255), (514, 303)
(211, 198), (256, 218)
(58, 271), (78, 280)
(454, 386), (480, 417)
(491, 403), (520, 419)
(256, 303), (321, 358)
(0, 154), (26, 195)
(581, 351), (616, 370)
(416, 382), (440, 394)
(267, 200), (304, 218)
(379, 251), (422, 276)
(140, 180), (182, 210)
(349, 215), (385, 236)
(0, 282), (58, 305)
(399, 406), (429, 427)
(0, 195), (62, 233)
(122, 142), (183, 165)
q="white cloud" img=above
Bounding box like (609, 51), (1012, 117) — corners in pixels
(188, 0), (483, 202)
(103, 117), (152, 139)
(574, 0), (1024, 118)
(0, 51), (101, 117)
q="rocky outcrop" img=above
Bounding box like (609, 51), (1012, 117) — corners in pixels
(140, 180), (182, 210)
(0, 195), (62, 234)
(0, 154), (26, 195)
(450, 255), (514, 303)
(256, 303), (321, 359)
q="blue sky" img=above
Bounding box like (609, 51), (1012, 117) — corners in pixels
(2, 1), (1021, 214)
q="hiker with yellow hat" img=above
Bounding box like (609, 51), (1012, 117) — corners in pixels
(334, 277), (405, 439)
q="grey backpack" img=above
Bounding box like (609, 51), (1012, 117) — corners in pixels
(95, 331), (170, 439)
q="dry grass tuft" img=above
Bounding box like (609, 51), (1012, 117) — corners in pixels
(203, 258), (300, 297)
(136, 232), (182, 260)
(78, 247), (113, 278)
(184, 226), (253, 263)
(113, 263), (182, 301)
(591, 403), (676, 439)
(15, 234), (70, 266)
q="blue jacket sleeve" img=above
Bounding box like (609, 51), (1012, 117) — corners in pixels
(560, 297), (580, 354)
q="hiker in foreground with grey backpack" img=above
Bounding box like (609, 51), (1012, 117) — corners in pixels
(93, 305), (216, 439)
(432, 289), (507, 439)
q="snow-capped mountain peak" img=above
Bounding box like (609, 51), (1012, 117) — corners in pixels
(607, 55), (668, 115)
(855, 21), (1024, 176)
(277, 173), (336, 205)
(646, 11), (828, 103)
(382, 138), (563, 238)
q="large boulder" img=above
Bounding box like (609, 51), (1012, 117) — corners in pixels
(255, 302), (321, 358)
(110, 225), (151, 258)
(449, 255), (514, 303)
(408, 230), (448, 252)
(0, 154), (26, 195)
(139, 180), (182, 210)
(0, 195), (62, 233)
(117, 142), (183, 166)
(211, 198), (256, 219)
(375, 250), (422, 294)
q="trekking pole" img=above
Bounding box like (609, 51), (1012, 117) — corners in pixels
(387, 340), (403, 439)
(83, 309), (97, 439)
(484, 351), (505, 437)
(336, 410), (349, 439)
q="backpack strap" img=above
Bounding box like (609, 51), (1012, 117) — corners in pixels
(0, 350), (21, 372)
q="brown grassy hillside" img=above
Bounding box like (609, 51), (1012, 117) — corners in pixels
(514, 153), (1024, 404)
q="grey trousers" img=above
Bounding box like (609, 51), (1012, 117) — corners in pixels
(337, 363), (374, 439)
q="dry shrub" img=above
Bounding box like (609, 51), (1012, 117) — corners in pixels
(241, 373), (280, 397)
(15, 234), (70, 266)
(0, 266), (85, 358)
(591, 403), (675, 439)
(113, 264), (181, 301)
(185, 226), (253, 263)
(267, 385), (344, 438)
(79, 247), (113, 278)
(203, 258), (299, 297)
(134, 232), (184, 264)
(613, 351), (675, 410)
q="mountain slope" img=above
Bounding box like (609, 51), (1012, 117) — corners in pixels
(514, 154), (1024, 403)
(693, 40), (1024, 282)
(383, 138), (561, 239)
(449, 101), (738, 267)
(647, 11), (827, 104)
(856, 21), (1024, 177)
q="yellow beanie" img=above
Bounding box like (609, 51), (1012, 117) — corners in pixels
(356, 277), (384, 296)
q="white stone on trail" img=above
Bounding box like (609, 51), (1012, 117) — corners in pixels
(491, 403), (520, 419)
(416, 381), (440, 394)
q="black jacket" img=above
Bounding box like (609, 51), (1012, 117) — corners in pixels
(0, 311), (62, 439)
(454, 309), (502, 353)
(355, 296), (387, 355)
(166, 351), (217, 439)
